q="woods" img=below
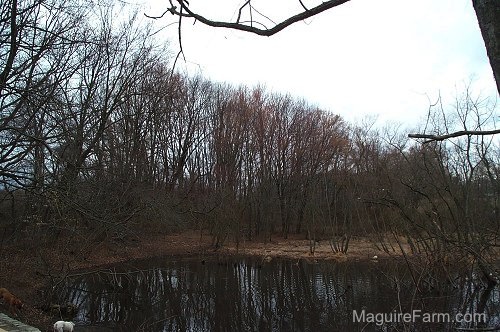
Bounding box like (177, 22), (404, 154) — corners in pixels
(0, 0), (499, 284)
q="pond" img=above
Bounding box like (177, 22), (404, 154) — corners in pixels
(53, 256), (500, 331)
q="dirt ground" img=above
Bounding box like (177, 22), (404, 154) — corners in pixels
(0, 230), (401, 330)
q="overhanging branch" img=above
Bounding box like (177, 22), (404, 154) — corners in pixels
(169, 0), (351, 36)
(408, 129), (500, 143)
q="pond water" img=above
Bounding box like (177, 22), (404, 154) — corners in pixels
(54, 256), (500, 331)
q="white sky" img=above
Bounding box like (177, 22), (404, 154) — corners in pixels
(141, 0), (498, 128)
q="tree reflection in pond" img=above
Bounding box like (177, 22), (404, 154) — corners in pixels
(55, 258), (500, 331)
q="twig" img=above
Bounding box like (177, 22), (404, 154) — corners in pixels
(298, 0), (309, 11)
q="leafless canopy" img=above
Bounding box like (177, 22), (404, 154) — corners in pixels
(147, 0), (499, 141)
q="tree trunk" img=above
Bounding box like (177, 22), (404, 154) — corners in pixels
(472, 0), (500, 94)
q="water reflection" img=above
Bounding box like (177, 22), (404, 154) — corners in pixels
(55, 257), (500, 331)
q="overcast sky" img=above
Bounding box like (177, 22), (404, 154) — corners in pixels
(143, 0), (498, 128)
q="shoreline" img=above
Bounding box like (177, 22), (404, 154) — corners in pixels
(71, 231), (402, 271)
(0, 230), (403, 329)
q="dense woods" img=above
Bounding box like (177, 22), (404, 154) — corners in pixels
(0, 0), (499, 284)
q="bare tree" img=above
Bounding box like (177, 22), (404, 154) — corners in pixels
(388, 87), (499, 286)
(409, 84), (499, 142)
(0, 0), (87, 191)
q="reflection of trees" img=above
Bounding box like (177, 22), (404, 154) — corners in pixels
(55, 259), (500, 331)
(447, 276), (500, 330)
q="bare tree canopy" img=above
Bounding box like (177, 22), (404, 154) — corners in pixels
(150, 1), (499, 141)
(151, 0), (499, 95)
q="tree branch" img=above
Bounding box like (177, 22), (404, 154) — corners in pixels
(0, 0), (18, 90)
(408, 129), (500, 143)
(171, 0), (351, 36)
(298, 0), (309, 11)
(236, 1), (250, 24)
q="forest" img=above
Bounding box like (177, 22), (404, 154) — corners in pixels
(1, 0), (499, 287)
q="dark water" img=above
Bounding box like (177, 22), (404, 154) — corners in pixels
(53, 256), (500, 331)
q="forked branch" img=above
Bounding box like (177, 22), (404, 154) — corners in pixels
(158, 0), (351, 36)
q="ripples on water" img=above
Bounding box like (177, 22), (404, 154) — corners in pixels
(54, 257), (500, 331)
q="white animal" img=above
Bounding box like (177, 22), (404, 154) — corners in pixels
(53, 321), (75, 332)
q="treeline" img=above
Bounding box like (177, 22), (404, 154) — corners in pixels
(0, 0), (358, 245)
(1, 0), (499, 280)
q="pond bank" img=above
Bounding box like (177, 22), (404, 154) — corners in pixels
(0, 230), (401, 329)
(76, 231), (405, 270)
